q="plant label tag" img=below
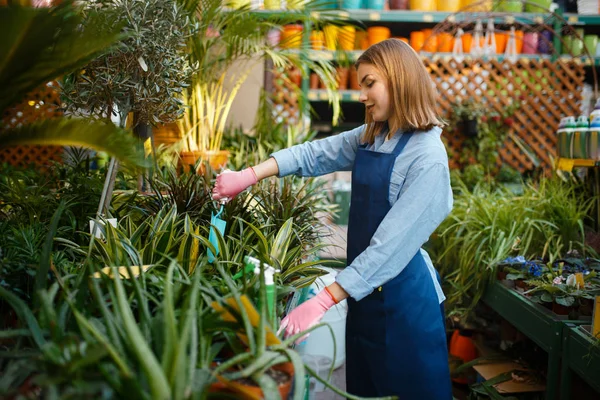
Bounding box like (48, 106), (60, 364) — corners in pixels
(89, 218), (118, 239)
(575, 272), (585, 289)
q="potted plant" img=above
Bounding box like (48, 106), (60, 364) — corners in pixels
(449, 99), (484, 138)
(175, 0), (341, 173)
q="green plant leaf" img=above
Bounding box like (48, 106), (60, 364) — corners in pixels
(0, 119), (148, 166)
(0, 4), (124, 111)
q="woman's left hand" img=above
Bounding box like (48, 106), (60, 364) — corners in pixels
(278, 289), (336, 344)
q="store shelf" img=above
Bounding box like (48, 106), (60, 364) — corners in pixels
(560, 324), (600, 399)
(311, 10), (554, 24)
(308, 89), (360, 102)
(249, 9), (560, 24)
(565, 13), (600, 25)
(300, 50), (600, 66)
(482, 282), (585, 400)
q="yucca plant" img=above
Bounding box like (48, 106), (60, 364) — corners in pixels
(175, 0), (343, 155)
(0, 2), (146, 165)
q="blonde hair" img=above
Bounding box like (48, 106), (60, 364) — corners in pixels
(355, 38), (445, 144)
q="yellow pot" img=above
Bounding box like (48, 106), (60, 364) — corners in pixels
(409, 0), (436, 11)
(338, 26), (356, 51)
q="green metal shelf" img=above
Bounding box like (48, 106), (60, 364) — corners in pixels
(564, 13), (600, 25)
(308, 89), (359, 102)
(560, 324), (600, 399)
(302, 49), (600, 65)
(249, 9), (570, 24)
(314, 10), (555, 24)
(482, 282), (585, 400)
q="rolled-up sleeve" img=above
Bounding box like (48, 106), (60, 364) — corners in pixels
(271, 125), (364, 177)
(335, 161), (453, 301)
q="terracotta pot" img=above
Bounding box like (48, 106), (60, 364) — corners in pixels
(209, 362), (294, 399)
(349, 68), (360, 91)
(496, 270), (508, 281)
(310, 72), (319, 89)
(153, 122), (180, 147)
(179, 150), (230, 173)
(552, 301), (572, 316)
(336, 66), (349, 90)
(389, 0), (408, 8)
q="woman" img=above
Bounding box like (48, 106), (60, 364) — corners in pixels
(212, 38), (453, 399)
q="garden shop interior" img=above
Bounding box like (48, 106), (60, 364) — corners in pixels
(3, 0), (600, 399)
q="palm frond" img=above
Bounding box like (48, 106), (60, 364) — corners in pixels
(0, 119), (148, 167)
(0, 2), (125, 111)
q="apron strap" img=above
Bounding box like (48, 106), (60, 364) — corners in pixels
(391, 131), (413, 156)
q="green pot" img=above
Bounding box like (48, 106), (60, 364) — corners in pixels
(496, 0), (522, 12)
(524, 0), (551, 13)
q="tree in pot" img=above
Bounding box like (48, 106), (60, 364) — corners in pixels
(60, 0), (197, 196)
(176, 0), (341, 173)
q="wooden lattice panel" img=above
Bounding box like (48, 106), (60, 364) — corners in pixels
(1, 82), (64, 167)
(272, 67), (300, 126)
(426, 58), (584, 173)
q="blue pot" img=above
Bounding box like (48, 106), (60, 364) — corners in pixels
(365, 0), (384, 9)
(341, 0), (361, 9)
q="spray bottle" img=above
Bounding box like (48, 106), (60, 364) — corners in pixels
(244, 255), (280, 328)
(573, 115), (589, 159)
(589, 113), (600, 160)
(558, 116), (576, 158)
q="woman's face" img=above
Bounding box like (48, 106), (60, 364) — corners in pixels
(357, 63), (390, 122)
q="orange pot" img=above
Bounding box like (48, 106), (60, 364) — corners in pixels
(209, 362), (294, 400)
(437, 32), (454, 52)
(311, 30), (325, 50)
(410, 31), (425, 52)
(280, 24), (303, 49)
(495, 32), (507, 54)
(179, 150), (230, 173)
(422, 33), (438, 52)
(449, 330), (477, 385)
(515, 30), (524, 54)
(355, 31), (369, 50)
(461, 33), (484, 53)
(367, 26), (391, 46)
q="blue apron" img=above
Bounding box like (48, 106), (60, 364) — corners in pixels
(345, 132), (452, 399)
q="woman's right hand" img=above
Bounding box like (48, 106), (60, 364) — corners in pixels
(212, 167), (258, 201)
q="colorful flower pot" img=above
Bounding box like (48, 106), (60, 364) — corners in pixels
(341, 0), (361, 8)
(338, 26), (356, 50)
(522, 32), (539, 54)
(280, 24), (303, 49)
(437, 0), (460, 11)
(389, 0), (408, 8)
(496, 0), (522, 12)
(524, 0), (551, 12)
(409, 0), (435, 11)
(365, 0), (385, 9)
(368, 26), (391, 46)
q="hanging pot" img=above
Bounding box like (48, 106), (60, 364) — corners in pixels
(462, 118), (478, 138)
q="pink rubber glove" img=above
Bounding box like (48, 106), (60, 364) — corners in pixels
(279, 289), (336, 344)
(212, 168), (258, 201)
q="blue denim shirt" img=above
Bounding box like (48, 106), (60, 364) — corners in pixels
(271, 124), (452, 302)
